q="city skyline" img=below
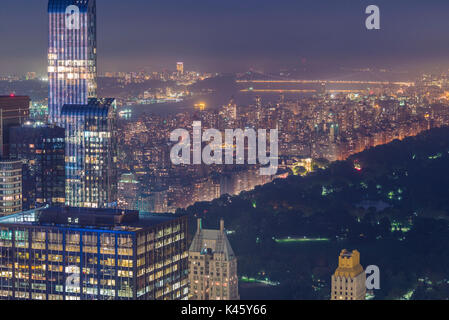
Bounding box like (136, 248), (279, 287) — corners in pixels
(2, 0), (449, 303)
(2, 0), (449, 75)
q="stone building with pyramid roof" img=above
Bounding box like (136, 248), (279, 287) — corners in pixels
(188, 218), (239, 300)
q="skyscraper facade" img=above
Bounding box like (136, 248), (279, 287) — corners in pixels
(48, 0), (97, 126)
(9, 122), (65, 210)
(0, 96), (30, 157)
(331, 249), (366, 300)
(0, 159), (22, 216)
(188, 219), (240, 300)
(62, 98), (118, 208)
(0, 207), (189, 300)
(117, 173), (139, 210)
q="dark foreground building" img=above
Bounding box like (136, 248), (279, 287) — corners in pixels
(0, 207), (188, 300)
(9, 122), (65, 210)
(0, 96), (30, 157)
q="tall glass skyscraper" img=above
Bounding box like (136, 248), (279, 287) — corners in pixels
(62, 98), (118, 209)
(48, 0), (97, 126)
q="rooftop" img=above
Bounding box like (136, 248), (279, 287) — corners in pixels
(61, 98), (116, 118)
(48, 0), (94, 13)
(0, 95), (29, 98)
(0, 206), (184, 233)
(189, 219), (236, 260)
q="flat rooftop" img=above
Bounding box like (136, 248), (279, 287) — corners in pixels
(0, 95), (29, 98)
(0, 206), (184, 232)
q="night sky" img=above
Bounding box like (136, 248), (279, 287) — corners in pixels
(1, 0), (449, 75)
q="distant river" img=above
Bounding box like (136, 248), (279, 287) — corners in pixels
(119, 91), (236, 119)
(119, 90), (313, 119)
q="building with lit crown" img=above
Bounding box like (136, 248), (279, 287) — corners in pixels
(0, 206), (189, 300)
(331, 249), (366, 300)
(48, 0), (97, 126)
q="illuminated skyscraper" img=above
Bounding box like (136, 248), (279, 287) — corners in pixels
(48, 0), (97, 126)
(331, 249), (366, 300)
(177, 62), (184, 75)
(62, 98), (117, 208)
(220, 97), (237, 123)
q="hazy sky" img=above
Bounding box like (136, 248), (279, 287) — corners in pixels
(1, 0), (449, 75)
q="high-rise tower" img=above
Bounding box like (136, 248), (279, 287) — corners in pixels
(62, 98), (118, 208)
(48, 0), (97, 126)
(177, 62), (184, 75)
